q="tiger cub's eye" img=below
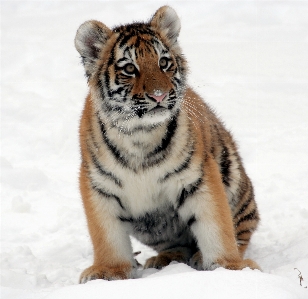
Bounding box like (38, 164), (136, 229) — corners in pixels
(124, 63), (136, 75)
(159, 57), (169, 69)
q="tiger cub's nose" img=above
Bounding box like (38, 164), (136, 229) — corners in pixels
(148, 93), (167, 103)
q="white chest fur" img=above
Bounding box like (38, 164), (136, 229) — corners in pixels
(118, 167), (180, 217)
(91, 110), (198, 218)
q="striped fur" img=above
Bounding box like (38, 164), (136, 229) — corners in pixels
(75, 6), (260, 283)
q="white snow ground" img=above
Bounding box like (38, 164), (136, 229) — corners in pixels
(1, 1), (308, 298)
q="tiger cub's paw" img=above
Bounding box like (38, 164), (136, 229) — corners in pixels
(217, 258), (261, 271)
(144, 251), (188, 269)
(79, 263), (132, 283)
(189, 251), (204, 270)
(189, 252), (260, 271)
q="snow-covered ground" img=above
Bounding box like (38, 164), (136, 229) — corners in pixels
(1, 1), (308, 298)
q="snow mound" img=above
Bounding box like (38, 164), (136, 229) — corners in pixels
(45, 264), (306, 299)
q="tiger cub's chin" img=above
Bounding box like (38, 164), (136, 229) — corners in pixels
(75, 5), (260, 283)
(139, 110), (174, 126)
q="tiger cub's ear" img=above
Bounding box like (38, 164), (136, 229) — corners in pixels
(75, 20), (112, 79)
(150, 6), (181, 45)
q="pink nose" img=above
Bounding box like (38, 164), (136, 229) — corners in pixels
(148, 93), (167, 103)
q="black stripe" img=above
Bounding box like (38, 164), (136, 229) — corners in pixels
(236, 209), (257, 227)
(142, 39), (154, 53)
(88, 146), (122, 188)
(166, 62), (175, 72)
(187, 215), (196, 227)
(220, 146), (231, 187)
(172, 77), (182, 86)
(107, 45), (116, 67)
(161, 148), (193, 182)
(123, 47), (133, 60)
(169, 89), (176, 97)
(177, 189), (186, 208)
(134, 106), (148, 118)
(111, 86), (125, 97)
(177, 178), (203, 209)
(119, 216), (133, 222)
(147, 113), (178, 159)
(117, 27), (156, 49)
(98, 117), (130, 168)
(116, 57), (129, 64)
(101, 69), (111, 99)
(189, 178), (203, 193)
(91, 183), (125, 210)
(119, 35), (134, 48)
(175, 55), (186, 76)
(172, 67), (178, 76)
(103, 43), (118, 99)
(167, 100), (176, 110)
(234, 195), (253, 219)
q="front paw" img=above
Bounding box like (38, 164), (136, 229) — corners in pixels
(80, 263), (132, 283)
(189, 251), (204, 270)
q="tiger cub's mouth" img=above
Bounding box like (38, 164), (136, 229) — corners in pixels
(130, 91), (178, 121)
(148, 105), (167, 113)
(135, 104), (169, 119)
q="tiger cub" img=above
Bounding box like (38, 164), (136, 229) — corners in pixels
(75, 6), (260, 283)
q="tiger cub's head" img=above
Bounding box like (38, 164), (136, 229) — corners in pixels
(75, 6), (187, 129)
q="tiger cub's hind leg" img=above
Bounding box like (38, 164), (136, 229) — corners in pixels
(179, 157), (260, 271)
(233, 179), (260, 258)
(236, 230), (255, 258)
(144, 246), (196, 269)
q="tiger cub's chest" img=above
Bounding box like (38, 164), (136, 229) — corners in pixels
(119, 167), (180, 218)
(99, 114), (195, 217)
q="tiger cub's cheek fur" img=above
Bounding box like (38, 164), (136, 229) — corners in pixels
(75, 5), (260, 283)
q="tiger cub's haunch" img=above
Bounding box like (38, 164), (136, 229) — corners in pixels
(75, 6), (260, 283)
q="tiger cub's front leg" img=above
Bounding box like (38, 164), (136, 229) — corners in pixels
(79, 165), (135, 283)
(180, 157), (260, 271)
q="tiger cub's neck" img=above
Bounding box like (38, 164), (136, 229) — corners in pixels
(98, 112), (181, 169)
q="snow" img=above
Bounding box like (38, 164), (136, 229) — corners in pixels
(1, 1), (308, 298)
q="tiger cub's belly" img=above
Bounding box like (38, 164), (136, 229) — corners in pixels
(122, 205), (197, 252)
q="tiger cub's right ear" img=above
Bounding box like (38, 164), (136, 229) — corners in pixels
(150, 6), (181, 45)
(75, 20), (112, 78)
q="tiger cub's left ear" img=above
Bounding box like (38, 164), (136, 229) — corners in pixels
(75, 20), (112, 79)
(150, 6), (181, 45)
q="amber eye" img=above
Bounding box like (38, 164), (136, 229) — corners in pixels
(123, 63), (136, 75)
(159, 57), (169, 69)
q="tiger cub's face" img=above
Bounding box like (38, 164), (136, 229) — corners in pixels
(104, 29), (184, 124)
(75, 7), (187, 129)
